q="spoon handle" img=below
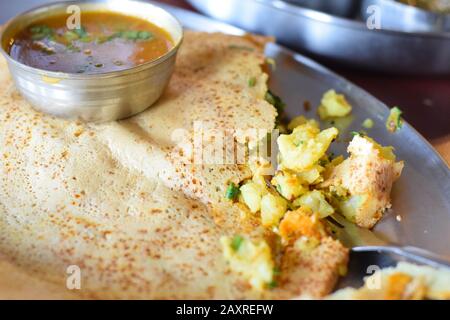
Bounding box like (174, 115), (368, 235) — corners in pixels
(352, 245), (450, 270)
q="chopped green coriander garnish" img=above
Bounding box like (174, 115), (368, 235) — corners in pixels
(268, 280), (278, 289)
(225, 182), (240, 201)
(30, 25), (55, 41)
(74, 26), (88, 38)
(248, 77), (257, 87)
(265, 90), (286, 113)
(64, 30), (79, 42)
(138, 31), (153, 40)
(122, 30), (139, 40)
(100, 30), (154, 43)
(276, 184), (283, 195)
(351, 130), (366, 137)
(66, 44), (81, 52)
(273, 267), (281, 276)
(230, 235), (244, 251)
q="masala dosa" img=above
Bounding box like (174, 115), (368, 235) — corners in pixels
(0, 31), (347, 299)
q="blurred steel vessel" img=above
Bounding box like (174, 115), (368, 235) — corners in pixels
(362, 0), (450, 32)
(187, 0), (450, 75)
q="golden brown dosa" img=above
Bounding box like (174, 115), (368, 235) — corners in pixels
(0, 31), (347, 299)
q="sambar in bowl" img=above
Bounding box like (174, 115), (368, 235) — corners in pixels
(0, 0), (183, 122)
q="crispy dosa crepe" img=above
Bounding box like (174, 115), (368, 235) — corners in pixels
(0, 31), (347, 299)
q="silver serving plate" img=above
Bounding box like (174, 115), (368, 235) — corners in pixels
(187, 0), (450, 75)
(1, 0), (449, 288)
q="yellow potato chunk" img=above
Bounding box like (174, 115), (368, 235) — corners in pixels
(322, 156), (345, 180)
(364, 136), (396, 161)
(339, 194), (369, 222)
(240, 182), (265, 213)
(278, 123), (339, 172)
(248, 158), (274, 192)
(249, 157), (274, 178)
(328, 262), (450, 300)
(271, 171), (308, 201)
(293, 236), (321, 253)
(326, 114), (354, 133)
(260, 193), (288, 227)
(287, 115), (319, 132)
(317, 90), (352, 119)
(221, 236), (274, 290)
(362, 118), (374, 129)
(293, 190), (334, 218)
(296, 164), (325, 185)
(321, 135), (404, 228)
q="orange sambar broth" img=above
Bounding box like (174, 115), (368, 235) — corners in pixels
(8, 11), (174, 74)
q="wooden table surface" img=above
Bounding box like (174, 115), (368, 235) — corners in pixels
(164, 0), (450, 164)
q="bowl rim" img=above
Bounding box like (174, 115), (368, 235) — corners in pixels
(0, 0), (184, 79)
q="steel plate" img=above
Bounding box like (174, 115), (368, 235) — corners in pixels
(1, 0), (450, 290)
(187, 0), (450, 75)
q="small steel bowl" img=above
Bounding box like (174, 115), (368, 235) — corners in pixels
(361, 0), (450, 32)
(0, 0), (183, 122)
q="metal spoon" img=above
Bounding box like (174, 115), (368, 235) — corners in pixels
(327, 213), (450, 270)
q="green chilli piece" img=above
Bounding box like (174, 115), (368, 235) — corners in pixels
(248, 77), (257, 87)
(386, 106), (403, 133)
(225, 182), (240, 201)
(230, 235), (244, 251)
